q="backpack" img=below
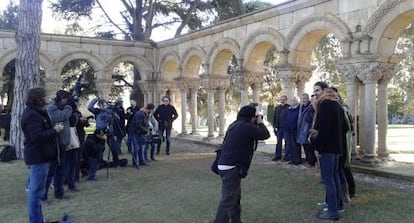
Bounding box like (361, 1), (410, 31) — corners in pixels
(0, 145), (17, 162)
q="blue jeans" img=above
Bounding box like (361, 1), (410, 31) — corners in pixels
(44, 150), (66, 200)
(319, 153), (341, 214)
(157, 128), (172, 153)
(27, 163), (49, 223)
(275, 128), (288, 160)
(130, 134), (145, 166)
(214, 167), (242, 223)
(64, 149), (78, 190)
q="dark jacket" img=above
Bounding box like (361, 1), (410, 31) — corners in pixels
(129, 110), (149, 135)
(218, 119), (270, 178)
(110, 105), (126, 137)
(311, 100), (348, 154)
(21, 105), (59, 165)
(286, 105), (299, 132)
(83, 134), (105, 158)
(272, 103), (290, 129)
(125, 105), (139, 132)
(153, 104), (178, 130)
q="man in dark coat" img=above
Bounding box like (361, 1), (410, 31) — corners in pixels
(21, 87), (64, 223)
(310, 81), (348, 221)
(214, 105), (270, 223)
(272, 95), (290, 161)
(153, 96), (178, 155)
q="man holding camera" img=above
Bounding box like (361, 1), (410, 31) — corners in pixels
(214, 105), (270, 223)
(44, 90), (74, 200)
(88, 97), (120, 167)
(128, 103), (155, 168)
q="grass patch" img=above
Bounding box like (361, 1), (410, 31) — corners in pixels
(1, 142), (413, 223)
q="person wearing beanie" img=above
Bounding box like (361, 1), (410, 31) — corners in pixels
(214, 104), (270, 223)
(128, 103), (155, 168)
(44, 90), (73, 200)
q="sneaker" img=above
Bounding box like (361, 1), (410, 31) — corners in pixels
(323, 207), (345, 213)
(317, 202), (328, 208)
(315, 210), (339, 221)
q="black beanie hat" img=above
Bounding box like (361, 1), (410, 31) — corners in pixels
(55, 90), (70, 102)
(146, 103), (155, 110)
(237, 106), (256, 118)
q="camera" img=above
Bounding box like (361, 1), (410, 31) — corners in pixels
(70, 74), (90, 100)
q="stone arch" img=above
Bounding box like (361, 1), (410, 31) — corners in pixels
(54, 50), (107, 78)
(207, 38), (240, 76)
(286, 13), (352, 65)
(241, 27), (285, 73)
(0, 49), (53, 75)
(107, 53), (154, 81)
(159, 51), (180, 81)
(365, 0), (414, 56)
(181, 46), (207, 78)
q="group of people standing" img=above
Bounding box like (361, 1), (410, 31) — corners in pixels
(21, 85), (178, 223)
(214, 81), (356, 222)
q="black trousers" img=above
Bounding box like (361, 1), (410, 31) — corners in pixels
(214, 167), (242, 223)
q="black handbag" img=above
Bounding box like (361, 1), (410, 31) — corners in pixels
(211, 147), (222, 175)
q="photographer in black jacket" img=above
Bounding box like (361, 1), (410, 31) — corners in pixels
(214, 105), (270, 223)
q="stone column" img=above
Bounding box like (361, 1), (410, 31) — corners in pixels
(358, 82), (365, 156)
(95, 79), (113, 99)
(179, 88), (188, 135)
(240, 89), (248, 106)
(338, 64), (358, 156)
(190, 88), (199, 135)
(206, 89), (215, 138)
(43, 78), (62, 102)
(217, 88), (226, 137)
(277, 70), (295, 100)
(295, 70), (312, 96)
(377, 66), (395, 159)
(357, 62), (384, 164)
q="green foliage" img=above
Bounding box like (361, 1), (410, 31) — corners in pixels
(60, 59), (97, 99)
(244, 0), (273, 13)
(393, 24), (414, 122)
(0, 0), (19, 30)
(388, 87), (405, 119)
(50, 0), (95, 20)
(211, 0), (245, 21)
(311, 34), (345, 96)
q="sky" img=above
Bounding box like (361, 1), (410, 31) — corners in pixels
(0, 0), (289, 41)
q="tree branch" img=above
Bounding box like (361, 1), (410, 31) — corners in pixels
(96, 0), (129, 37)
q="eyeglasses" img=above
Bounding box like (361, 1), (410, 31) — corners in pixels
(163, 100), (169, 102)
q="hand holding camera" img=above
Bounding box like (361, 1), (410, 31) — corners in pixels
(54, 122), (64, 133)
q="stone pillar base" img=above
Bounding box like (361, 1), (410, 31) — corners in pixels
(358, 155), (384, 167)
(202, 136), (217, 143)
(190, 131), (200, 136)
(177, 133), (189, 137)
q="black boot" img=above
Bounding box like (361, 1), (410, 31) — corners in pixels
(166, 141), (170, 155)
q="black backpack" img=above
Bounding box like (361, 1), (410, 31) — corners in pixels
(0, 145), (17, 162)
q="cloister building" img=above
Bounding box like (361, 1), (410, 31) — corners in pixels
(1, 0), (413, 164)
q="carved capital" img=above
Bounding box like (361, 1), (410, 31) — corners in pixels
(356, 62), (393, 84)
(337, 64), (358, 83)
(157, 81), (179, 92)
(202, 75), (230, 90)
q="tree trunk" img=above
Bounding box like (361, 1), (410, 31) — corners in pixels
(11, 0), (43, 158)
